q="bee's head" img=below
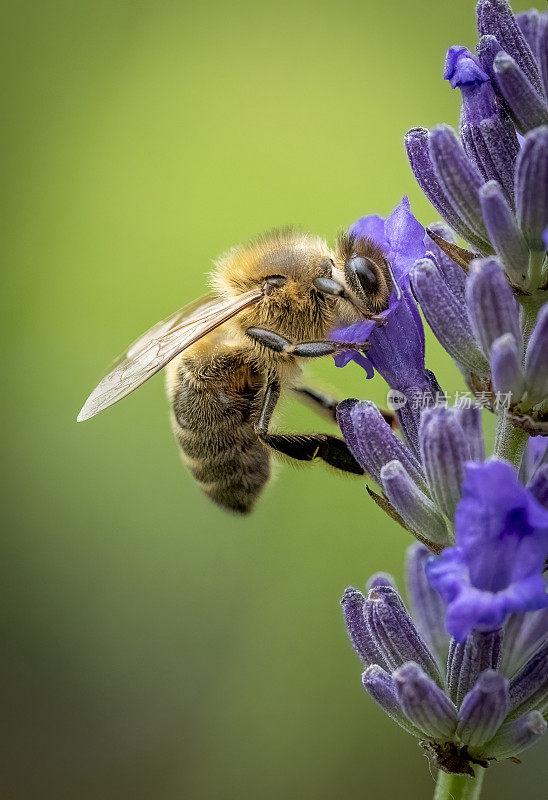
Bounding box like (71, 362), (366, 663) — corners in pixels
(212, 229), (341, 339)
(334, 232), (393, 315)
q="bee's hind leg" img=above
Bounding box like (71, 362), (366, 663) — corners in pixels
(255, 378), (364, 476)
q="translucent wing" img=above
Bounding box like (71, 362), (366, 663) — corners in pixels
(77, 289), (263, 421)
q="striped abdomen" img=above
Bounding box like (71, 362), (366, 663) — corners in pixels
(167, 355), (270, 514)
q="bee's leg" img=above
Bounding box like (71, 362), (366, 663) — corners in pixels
(245, 328), (338, 358)
(255, 378), (364, 475)
(292, 385), (397, 429)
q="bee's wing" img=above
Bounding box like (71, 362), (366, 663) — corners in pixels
(77, 289), (263, 421)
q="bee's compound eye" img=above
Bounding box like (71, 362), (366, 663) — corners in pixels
(348, 256), (378, 294)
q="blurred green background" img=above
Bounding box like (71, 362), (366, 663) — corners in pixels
(2, 1), (545, 798)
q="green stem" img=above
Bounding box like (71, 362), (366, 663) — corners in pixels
(494, 413), (529, 468)
(518, 292), (545, 350)
(433, 768), (485, 800)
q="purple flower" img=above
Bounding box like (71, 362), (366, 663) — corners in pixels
(332, 197), (426, 388)
(426, 459), (548, 641)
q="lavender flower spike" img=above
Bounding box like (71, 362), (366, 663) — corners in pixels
(479, 180), (529, 287)
(394, 662), (457, 740)
(524, 302), (548, 406)
(456, 671), (509, 747)
(515, 126), (548, 255)
(419, 406), (470, 519)
(411, 257), (489, 375)
(483, 711), (547, 759)
(493, 51), (548, 134)
(490, 333), (525, 401)
(380, 461), (450, 547)
(336, 400), (425, 487)
(426, 459), (548, 642)
(465, 257), (521, 358)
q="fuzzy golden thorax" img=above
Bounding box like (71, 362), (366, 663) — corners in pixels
(211, 229), (340, 341)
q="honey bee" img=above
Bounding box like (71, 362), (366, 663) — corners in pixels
(77, 229), (394, 513)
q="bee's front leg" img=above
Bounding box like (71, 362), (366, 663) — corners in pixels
(245, 327), (338, 358)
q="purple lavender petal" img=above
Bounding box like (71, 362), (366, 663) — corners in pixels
(419, 406), (470, 519)
(524, 303), (548, 405)
(515, 126), (548, 252)
(456, 670), (509, 746)
(336, 400), (425, 488)
(508, 643), (548, 715)
(362, 665), (423, 737)
(405, 543), (450, 667)
(394, 662), (458, 740)
(429, 125), (490, 244)
(483, 710), (547, 758)
(476, 34), (508, 105)
(411, 258), (489, 375)
(465, 257), (522, 357)
(446, 629), (503, 706)
(364, 585), (441, 684)
(476, 0), (543, 94)
(341, 587), (388, 669)
(405, 127), (491, 252)
(539, 14), (548, 101)
(479, 180), (530, 287)
(490, 333), (525, 400)
(426, 459), (548, 641)
(380, 461), (450, 547)
(493, 52), (548, 134)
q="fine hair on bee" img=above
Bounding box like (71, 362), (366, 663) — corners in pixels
(77, 227), (396, 514)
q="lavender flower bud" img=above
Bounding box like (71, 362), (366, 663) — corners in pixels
(465, 257), (521, 357)
(524, 304), (548, 406)
(405, 543), (450, 667)
(337, 400), (425, 488)
(456, 671), (509, 746)
(362, 665), (423, 737)
(493, 52), (548, 134)
(515, 9), (542, 62)
(483, 710), (547, 759)
(509, 643), (548, 716)
(479, 180), (530, 287)
(380, 461), (450, 547)
(490, 333), (525, 401)
(364, 586), (441, 683)
(447, 629), (503, 706)
(366, 573), (397, 592)
(476, 0), (543, 94)
(405, 127), (491, 252)
(515, 126), (548, 252)
(429, 125), (490, 244)
(476, 34), (507, 102)
(419, 407), (469, 519)
(411, 258), (490, 376)
(426, 222), (466, 301)
(455, 405), (485, 462)
(394, 662), (457, 740)
(527, 463), (548, 508)
(341, 587), (387, 669)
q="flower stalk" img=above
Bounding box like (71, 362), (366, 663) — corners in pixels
(433, 768), (485, 800)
